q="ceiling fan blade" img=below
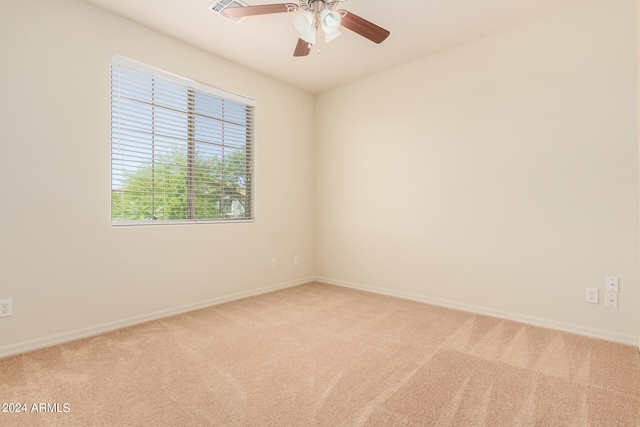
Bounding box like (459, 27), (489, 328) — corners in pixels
(293, 38), (311, 57)
(338, 10), (390, 44)
(224, 3), (296, 18)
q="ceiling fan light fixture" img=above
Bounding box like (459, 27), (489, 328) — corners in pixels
(303, 28), (316, 45)
(324, 29), (341, 44)
(320, 9), (341, 34)
(293, 10), (315, 36)
(230, 0), (390, 57)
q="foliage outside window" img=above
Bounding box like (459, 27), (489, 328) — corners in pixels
(111, 56), (255, 225)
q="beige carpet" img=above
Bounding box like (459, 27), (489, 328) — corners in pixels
(1, 282), (639, 426)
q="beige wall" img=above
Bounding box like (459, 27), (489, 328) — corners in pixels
(1, 0), (638, 356)
(0, 0), (315, 356)
(316, 0), (640, 343)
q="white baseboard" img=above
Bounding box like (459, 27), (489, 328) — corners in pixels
(316, 276), (639, 347)
(0, 277), (314, 359)
(3, 276), (636, 359)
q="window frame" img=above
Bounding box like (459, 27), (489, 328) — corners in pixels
(110, 55), (256, 226)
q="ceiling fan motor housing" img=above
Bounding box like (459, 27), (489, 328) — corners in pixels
(300, 0), (341, 12)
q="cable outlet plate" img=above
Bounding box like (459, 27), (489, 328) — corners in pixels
(605, 292), (618, 308)
(605, 276), (619, 293)
(0, 299), (12, 317)
(585, 288), (598, 304)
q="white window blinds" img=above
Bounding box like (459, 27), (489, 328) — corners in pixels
(111, 56), (255, 225)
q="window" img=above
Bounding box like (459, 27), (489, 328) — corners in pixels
(110, 55), (255, 225)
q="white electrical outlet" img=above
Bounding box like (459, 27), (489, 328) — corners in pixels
(585, 288), (599, 304)
(605, 292), (618, 309)
(271, 258), (277, 269)
(605, 276), (619, 293)
(293, 256), (299, 266)
(0, 299), (12, 317)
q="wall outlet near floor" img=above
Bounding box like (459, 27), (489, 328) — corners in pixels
(605, 292), (618, 309)
(585, 288), (598, 304)
(271, 258), (277, 269)
(293, 256), (299, 266)
(0, 299), (12, 317)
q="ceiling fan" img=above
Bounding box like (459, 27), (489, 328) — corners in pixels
(224, 0), (390, 57)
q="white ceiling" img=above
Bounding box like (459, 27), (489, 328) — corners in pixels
(82, 0), (587, 93)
